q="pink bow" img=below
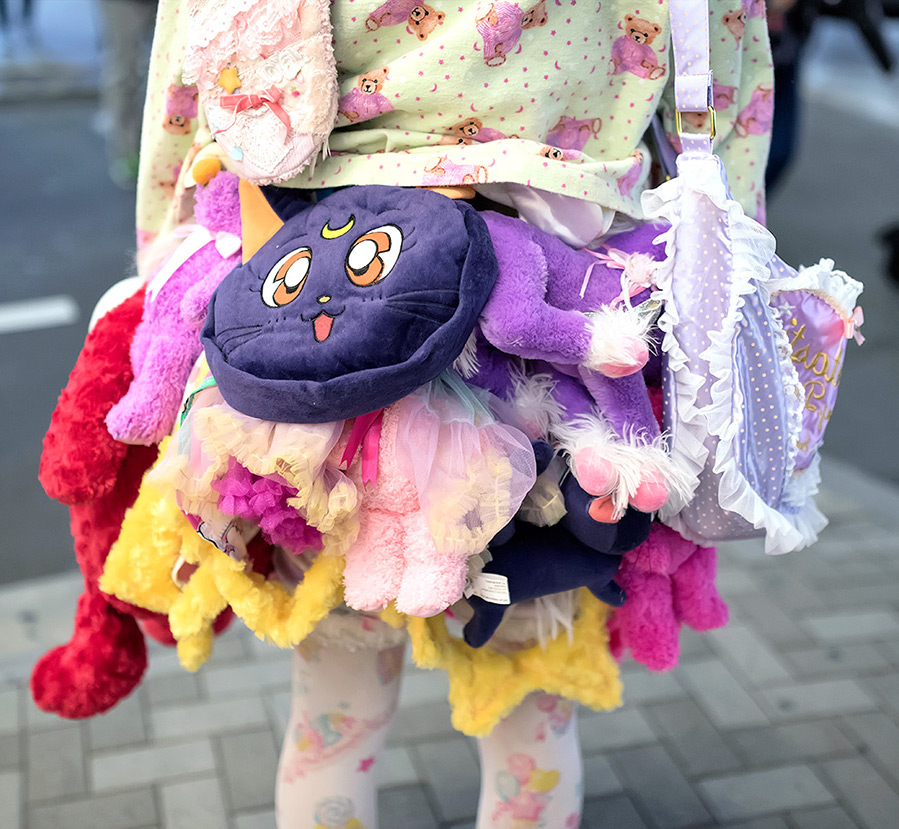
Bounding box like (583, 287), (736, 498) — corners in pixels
(340, 409), (384, 486)
(579, 247), (658, 306)
(215, 86), (291, 135)
(843, 306), (865, 345)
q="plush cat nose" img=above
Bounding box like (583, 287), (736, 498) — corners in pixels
(317, 294), (331, 304)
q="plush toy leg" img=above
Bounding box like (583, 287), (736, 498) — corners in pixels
(464, 596), (508, 648)
(276, 640), (404, 829)
(476, 692), (584, 829)
(590, 579), (626, 607)
(342, 511), (405, 612)
(578, 368), (659, 443)
(106, 333), (198, 445)
(614, 565), (681, 671)
(140, 607), (233, 646)
(573, 446), (618, 498)
(30, 591), (147, 718)
(559, 475), (620, 551)
(480, 214), (598, 365)
(583, 305), (651, 377)
(395, 515), (470, 617)
(576, 369), (691, 514)
(671, 545), (729, 632)
(138, 615), (178, 646)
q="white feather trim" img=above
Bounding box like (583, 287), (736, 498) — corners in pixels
(555, 415), (692, 518)
(584, 305), (654, 374)
(453, 329), (480, 378)
(507, 369), (564, 441)
(533, 591), (577, 648)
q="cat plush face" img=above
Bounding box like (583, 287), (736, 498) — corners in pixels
(203, 185), (498, 423)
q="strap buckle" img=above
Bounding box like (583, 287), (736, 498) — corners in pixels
(675, 106), (717, 141)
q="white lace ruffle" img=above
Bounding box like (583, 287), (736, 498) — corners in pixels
(184, 0), (305, 84)
(643, 151), (816, 556)
(769, 257), (864, 318)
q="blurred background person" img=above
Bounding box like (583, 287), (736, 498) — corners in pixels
(767, 0), (896, 193)
(96, 0), (157, 188)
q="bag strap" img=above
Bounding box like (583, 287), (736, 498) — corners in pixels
(669, 0), (714, 154)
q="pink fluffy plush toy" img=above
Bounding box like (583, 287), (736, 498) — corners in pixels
(607, 523), (728, 671)
(106, 172), (242, 445)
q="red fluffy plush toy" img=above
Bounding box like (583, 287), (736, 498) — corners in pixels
(31, 287), (230, 718)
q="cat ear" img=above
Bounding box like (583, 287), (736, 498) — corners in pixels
(239, 180), (285, 263)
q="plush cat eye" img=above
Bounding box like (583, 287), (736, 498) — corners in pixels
(261, 248), (313, 307)
(345, 225), (403, 286)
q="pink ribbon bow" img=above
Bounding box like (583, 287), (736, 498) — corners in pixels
(340, 409), (384, 486)
(843, 306), (865, 345)
(579, 247), (658, 306)
(215, 86), (291, 135)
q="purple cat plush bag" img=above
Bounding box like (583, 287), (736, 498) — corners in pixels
(202, 185), (498, 423)
(643, 0), (863, 555)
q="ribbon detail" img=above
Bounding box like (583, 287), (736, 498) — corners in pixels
(215, 86), (291, 135)
(340, 409), (385, 486)
(579, 247), (659, 305)
(843, 306), (865, 345)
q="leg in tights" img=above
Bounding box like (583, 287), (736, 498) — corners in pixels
(476, 693), (584, 829)
(276, 640), (405, 829)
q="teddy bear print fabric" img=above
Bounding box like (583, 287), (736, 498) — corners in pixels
(136, 0), (773, 253)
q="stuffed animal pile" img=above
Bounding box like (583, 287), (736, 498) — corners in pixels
(33, 165), (736, 732)
(32, 0), (867, 752)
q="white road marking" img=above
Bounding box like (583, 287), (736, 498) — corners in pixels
(0, 295), (80, 335)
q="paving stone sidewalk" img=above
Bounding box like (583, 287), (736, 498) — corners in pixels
(2, 454), (899, 829)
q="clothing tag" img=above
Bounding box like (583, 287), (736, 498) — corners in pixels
(464, 573), (511, 605)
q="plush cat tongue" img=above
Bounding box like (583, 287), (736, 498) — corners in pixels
(313, 313), (334, 342)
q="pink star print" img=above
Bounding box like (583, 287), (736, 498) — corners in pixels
(357, 757), (375, 773)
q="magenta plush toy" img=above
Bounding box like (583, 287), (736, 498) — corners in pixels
(607, 523), (728, 671)
(479, 213), (687, 518)
(106, 172), (242, 445)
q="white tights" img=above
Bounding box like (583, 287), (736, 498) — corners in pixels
(276, 641), (583, 829)
(476, 692), (584, 828)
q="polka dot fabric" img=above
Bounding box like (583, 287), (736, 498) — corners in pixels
(135, 0), (774, 249)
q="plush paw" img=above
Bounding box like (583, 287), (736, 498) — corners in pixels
(593, 579), (626, 607)
(106, 392), (176, 446)
(30, 593), (147, 718)
(395, 551), (470, 618)
(585, 308), (651, 378)
(629, 466), (669, 513)
(574, 447), (617, 496)
(588, 495), (617, 523)
(597, 334), (649, 378)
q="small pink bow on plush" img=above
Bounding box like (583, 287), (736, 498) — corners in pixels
(843, 306), (865, 345)
(216, 86), (291, 134)
(580, 248), (659, 305)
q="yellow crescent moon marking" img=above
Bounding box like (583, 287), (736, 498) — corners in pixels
(321, 215), (356, 239)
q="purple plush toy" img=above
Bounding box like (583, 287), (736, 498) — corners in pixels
(106, 172), (242, 445)
(478, 213), (688, 519)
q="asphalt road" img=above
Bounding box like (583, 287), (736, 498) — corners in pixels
(1, 101), (138, 583)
